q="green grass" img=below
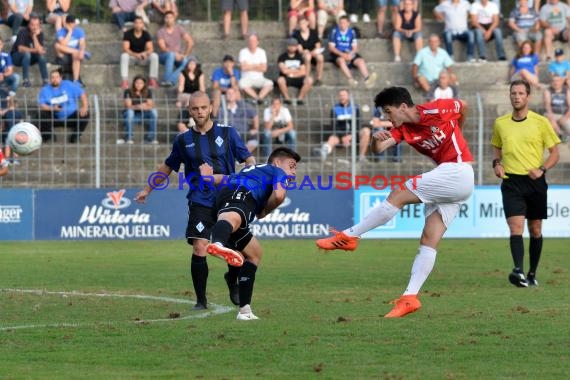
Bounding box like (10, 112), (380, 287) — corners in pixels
(1, 239), (569, 379)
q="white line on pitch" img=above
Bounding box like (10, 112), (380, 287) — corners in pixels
(0, 288), (234, 331)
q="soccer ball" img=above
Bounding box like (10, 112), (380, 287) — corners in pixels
(7, 122), (42, 156)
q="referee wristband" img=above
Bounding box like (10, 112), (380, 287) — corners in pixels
(539, 165), (547, 174)
(492, 159), (502, 168)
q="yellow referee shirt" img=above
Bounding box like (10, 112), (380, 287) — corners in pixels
(491, 111), (561, 175)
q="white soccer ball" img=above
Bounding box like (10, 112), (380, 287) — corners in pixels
(7, 122), (42, 156)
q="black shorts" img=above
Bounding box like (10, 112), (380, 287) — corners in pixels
(501, 174), (548, 219)
(280, 75), (305, 88)
(186, 203), (217, 244)
(215, 186), (256, 251)
(330, 53), (362, 68)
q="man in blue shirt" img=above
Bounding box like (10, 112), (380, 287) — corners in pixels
(548, 48), (570, 84)
(211, 54), (240, 117)
(328, 15), (377, 88)
(0, 39), (20, 96)
(135, 91), (256, 310)
(205, 147), (301, 320)
(37, 69), (89, 143)
(54, 14), (89, 86)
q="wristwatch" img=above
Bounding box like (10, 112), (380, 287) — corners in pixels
(539, 165), (547, 174)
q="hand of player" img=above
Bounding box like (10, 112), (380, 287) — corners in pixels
(134, 189), (150, 203)
(494, 164), (506, 179)
(199, 163), (214, 176)
(527, 168), (544, 180)
(372, 130), (392, 141)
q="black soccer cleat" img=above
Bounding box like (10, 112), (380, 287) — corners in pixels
(508, 270), (529, 288)
(224, 272), (240, 306)
(192, 298), (208, 310)
(527, 273), (539, 287)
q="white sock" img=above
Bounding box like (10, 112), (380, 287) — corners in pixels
(403, 245), (437, 295)
(239, 304), (252, 314)
(343, 200), (399, 237)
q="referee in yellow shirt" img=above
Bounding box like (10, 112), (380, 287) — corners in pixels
(491, 79), (561, 288)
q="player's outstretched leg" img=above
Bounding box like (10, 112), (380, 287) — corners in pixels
(315, 227), (360, 251)
(384, 295), (422, 318)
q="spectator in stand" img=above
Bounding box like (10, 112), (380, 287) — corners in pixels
(370, 107), (401, 163)
(157, 10), (194, 87)
(0, 88), (24, 165)
(149, 0), (178, 23)
(347, 0), (372, 24)
(508, 0), (542, 54)
(238, 33), (274, 105)
(543, 74), (570, 138)
(539, 0), (570, 61)
(218, 87), (259, 152)
(54, 14), (89, 86)
(46, 0), (71, 31)
(392, 0), (423, 63)
(277, 37), (314, 105)
(120, 15), (159, 89)
(0, 39), (20, 96)
(412, 34), (457, 94)
(288, 0), (316, 37)
(376, 0), (401, 38)
(175, 56), (205, 132)
(470, 0), (506, 62)
(548, 48), (570, 83)
(510, 40), (541, 88)
(292, 16), (324, 86)
(222, 0), (249, 40)
(210, 54), (240, 119)
(434, 0), (475, 62)
(11, 13), (48, 87)
(37, 69), (89, 143)
(6, 0), (33, 43)
(316, 0), (346, 39)
(109, 0), (150, 32)
(316, 88), (371, 163)
(429, 70), (459, 100)
(328, 15), (377, 88)
(118, 75), (158, 145)
(260, 97), (297, 159)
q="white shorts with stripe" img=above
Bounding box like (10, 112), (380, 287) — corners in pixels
(405, 162), (474, 227)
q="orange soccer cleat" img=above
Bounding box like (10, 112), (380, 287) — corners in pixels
(315, 228), (360, 251)
(384, 295), (421, 318)
(206, 243), (244, 267)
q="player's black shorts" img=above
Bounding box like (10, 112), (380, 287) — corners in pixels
(215, 186), (257, 251)
(501, 174), (548, 219)
(186, 203), (217, 245)
(280, 75), (304, 88)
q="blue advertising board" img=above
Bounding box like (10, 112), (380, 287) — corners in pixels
(34, 188), (188, 240)
(0, 189), (34, 240)
(252, 188), (353, 239)
(355, 185), (570, 238)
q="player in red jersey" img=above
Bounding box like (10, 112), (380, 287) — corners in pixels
(0, 150), (9, 176)
(316, 86), (475, 318)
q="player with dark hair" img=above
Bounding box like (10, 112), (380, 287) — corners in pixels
(135, 91), (256, 310)
(492, 79), (560, 287)
(316, 86), (474, 318)
(204, 147), (301, 320)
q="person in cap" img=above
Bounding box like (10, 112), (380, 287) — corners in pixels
(54, 14), (90, 86)
(211, 54), (241, 117)
(276, 37), (314, 105)
(548, 48), (570, 85)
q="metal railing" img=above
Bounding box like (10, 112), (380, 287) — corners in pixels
(1, 92), (568, 189)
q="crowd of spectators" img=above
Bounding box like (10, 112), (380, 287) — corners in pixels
(3, 0), (570, 165)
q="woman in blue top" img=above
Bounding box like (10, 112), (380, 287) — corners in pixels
(509, 40), (541, 88)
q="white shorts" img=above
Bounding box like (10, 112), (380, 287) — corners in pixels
(405, 162), (474, 227)
(239, 76), (274, 90)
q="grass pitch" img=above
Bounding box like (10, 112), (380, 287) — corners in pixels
(1, 239), (569, 379)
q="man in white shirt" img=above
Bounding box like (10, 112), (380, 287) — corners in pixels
(238, 34), (274, 105)
(260, 97), (296, 159)
(470, 0), (506, 61)
(434, 0), (475, 62)
(539, 0), (570, 60)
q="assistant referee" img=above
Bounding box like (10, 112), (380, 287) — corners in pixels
(491, 79), (561, 288)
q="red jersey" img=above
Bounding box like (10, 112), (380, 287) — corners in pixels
(390, 99), (473, 165)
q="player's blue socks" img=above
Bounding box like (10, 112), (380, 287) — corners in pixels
(529, 235), (543, 275)
(510, 235), (524, 272)
(238, 261), (257, 308)
(191, 254), (209, 305)
(211, 220), (233, 246)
